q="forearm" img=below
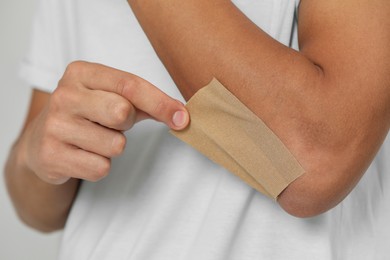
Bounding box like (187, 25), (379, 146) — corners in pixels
(128, 0), (390, 216)
(129, 1), (319, 98)
(4, 139), (79, 233)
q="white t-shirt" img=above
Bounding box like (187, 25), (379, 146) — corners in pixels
(20, 0), (390, 259)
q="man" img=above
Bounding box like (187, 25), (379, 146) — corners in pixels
(5, 0), (390, 259)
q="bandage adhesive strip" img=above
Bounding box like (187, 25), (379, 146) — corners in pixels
(171, 78), (304, 199)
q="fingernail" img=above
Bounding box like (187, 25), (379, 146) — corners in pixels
(172, 110), (187, 128)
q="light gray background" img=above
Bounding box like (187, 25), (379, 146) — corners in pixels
(0, 0), (61, 259)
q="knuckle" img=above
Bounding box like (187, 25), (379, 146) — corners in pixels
(111, 133), (127, 156)
(111, 101), (133, 125)
(115, 78), (127, 96)
(50, 87), (65, 107)
(51, 86), (74, 107)
(116, 76), (139, 98)
(40, 140), (60, 165)
(45, 171), (64, 184)
(43, 115), (61, 137)
(91, 159), (111, 181)
(153, 100), (169, 120)
(35, 143), (59, 179)
(64, 60), (87, 78)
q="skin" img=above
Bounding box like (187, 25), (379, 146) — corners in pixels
(4, 62), (189, 232)
(4, 0), (390, 232)
(127, 0), (390, 217)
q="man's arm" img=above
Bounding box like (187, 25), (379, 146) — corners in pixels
(128, 0), (390, 216)
(4, 90), (81, 232)
(4, 62), (189, 232)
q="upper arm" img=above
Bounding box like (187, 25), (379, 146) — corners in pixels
(299, 0), (390, 94)
(278, 0), (390, 216)
(297, 0), (390, 141)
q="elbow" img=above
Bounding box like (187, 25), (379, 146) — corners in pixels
(277, 191), (331, 218)
(276, 174), (345, 218)
(274, 131), (368, 218)
(275, 148), (369, 218)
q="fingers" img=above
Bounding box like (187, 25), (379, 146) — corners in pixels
(29, 61), (189, 185)
(59, 118), (126, 158)
(119, 80), (189, 129)
(75, 89), (137, 131)
(64, 61), (189, 130)
(38, 143), (112, 184)
(64, 147), (111, 182)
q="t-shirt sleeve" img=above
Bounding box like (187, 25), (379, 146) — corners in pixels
(19, 0), (62, 93)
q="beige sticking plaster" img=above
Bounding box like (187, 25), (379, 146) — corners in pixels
(171, 78), (304, 199)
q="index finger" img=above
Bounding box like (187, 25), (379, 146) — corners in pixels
(65, 61), (189, 130)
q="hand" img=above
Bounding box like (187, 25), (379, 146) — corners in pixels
(19, 61), (189, 184)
